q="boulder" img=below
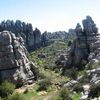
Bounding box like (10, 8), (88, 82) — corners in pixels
(82, 84), (90, 95)
(80, 94), (88, 100)
(64, 80), (78, 87)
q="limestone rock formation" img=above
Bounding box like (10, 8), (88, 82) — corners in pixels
(67, 28), (76, 40)
(56, 16), (100, 99)
(72, 16), (98, 67)
(82, 16), (98, 34)
(0, 20), (75, 51)
(57, 16), (99, 69)
(33, 28), (41, 49)
(0, 31), (38, 84)
(0, 20), (42, 51)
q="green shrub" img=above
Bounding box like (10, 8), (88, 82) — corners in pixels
(91, 61), (100, 69)
(54, 68), (60, 73)
(88, 84), (100, 98)
(37, 78), (52, 91)
(8, 93), (25, 100)
(62, 68), (78, 80)
(59, 87), (72, 100)
(78, 70), (90, 83)
(83, 70), (88, 78)
(16, 77), (24, 88)
(55, 95), (63, 100)
(73, 83), (83, 93)
(0, 80), (15, 98)
(0, 97), (3, 100)
(23, 88), (29, 94)
(70, 71), (78, 80)
(72, 92), (80, 100)
(67, 41), (72, 46)
(38, 72), (46, 79)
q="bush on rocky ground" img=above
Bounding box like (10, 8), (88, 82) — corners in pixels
(73, 83), (83, 93)
(88, 84), (100, 98)
(37, 78), (52, 91)
(59, 87), (72, 100)
(16, 78), (24, 88)
(62, 68), (78, 80)
(23, 88), (29, 94)
(67, 41), (72, 46)
(0, 80), (15, 98)
(8, 93), (25, 100)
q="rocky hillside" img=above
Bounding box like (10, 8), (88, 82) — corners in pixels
(56, 16), (99, 69)
(0, 16), (100, 100)
(56, 16), (100, 99)
(0, 20), (76, 51)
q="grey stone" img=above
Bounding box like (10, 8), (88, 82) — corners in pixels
(64, 80), (78, 87)
(59, 16), (99, 68)
(82, 16), (98, 35)
(75, 23), (82, 36)
(0, 31), (38, 84)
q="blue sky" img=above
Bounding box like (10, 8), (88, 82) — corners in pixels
(0, 0), (100, 32)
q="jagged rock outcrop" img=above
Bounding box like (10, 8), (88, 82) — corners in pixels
(26, 28), (41, 51)
(66, 29), (76, 41)
(0, 20), (76, 51)
(0, 31), (38, 84)
(41, 30), (76, 47)
(82, 16), (98, 35)
(41, 31), (52, 46)
(69, 16), (98, 68)
(55, 16), (100, 99)
(56, 16), (99, 69)
(33, 28), (41, 49)
(0, 20), (42, 51)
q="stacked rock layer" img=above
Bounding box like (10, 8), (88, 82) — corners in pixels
(0, 31), (37, 84)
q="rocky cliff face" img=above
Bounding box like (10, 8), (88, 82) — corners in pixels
(56, 16), (99, 69)
(0, 20), (42, 51)
(0, 31), (38, 84)
(27, 28), (41, 51)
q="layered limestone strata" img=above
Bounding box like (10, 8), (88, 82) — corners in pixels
(0, 31), (38, 84)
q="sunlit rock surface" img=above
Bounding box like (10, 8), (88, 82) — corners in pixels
(0, 31), (38, 84)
